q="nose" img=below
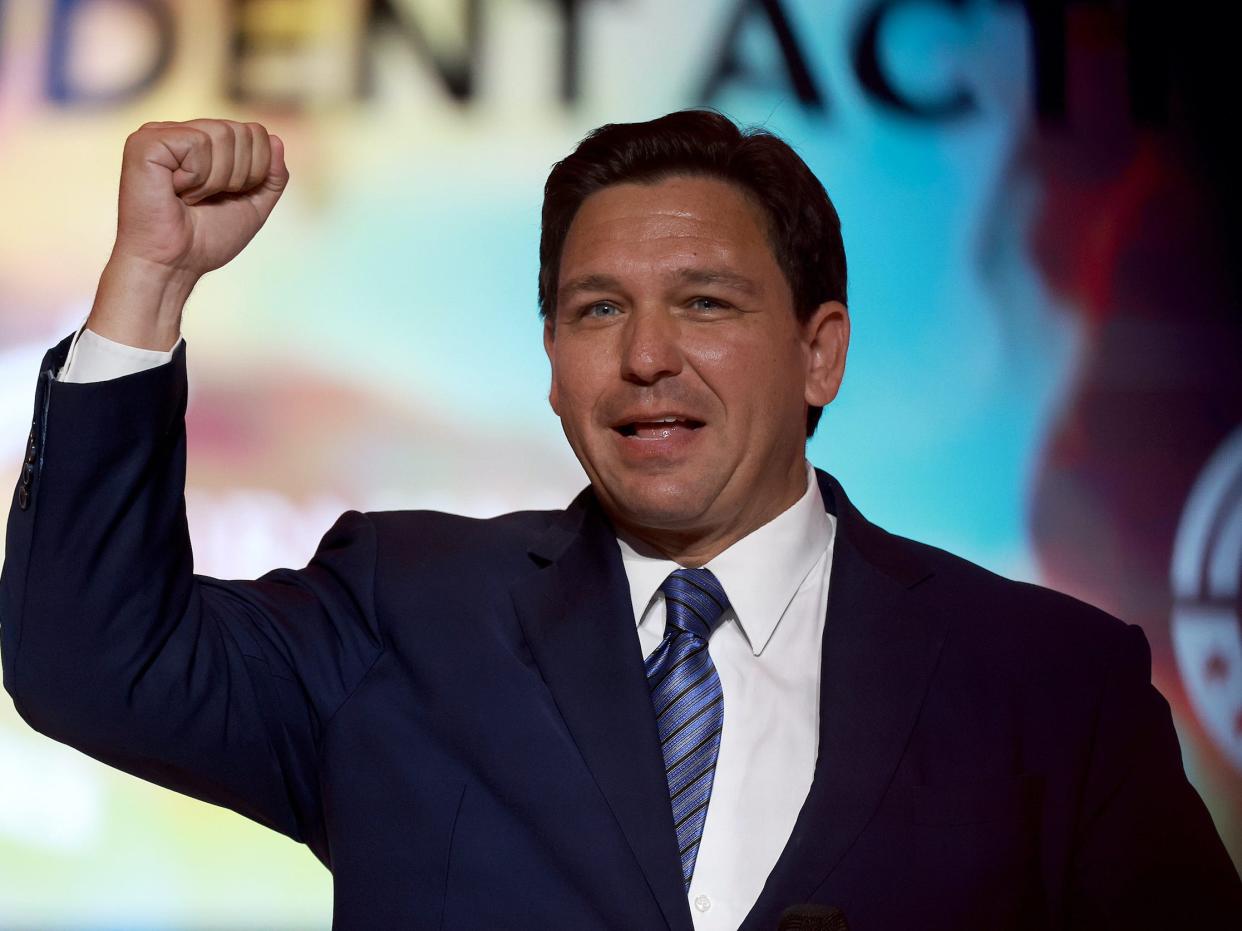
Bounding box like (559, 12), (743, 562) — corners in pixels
(620, 306), (683, 385)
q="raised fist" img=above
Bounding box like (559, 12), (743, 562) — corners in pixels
(112, 118), (289, 279)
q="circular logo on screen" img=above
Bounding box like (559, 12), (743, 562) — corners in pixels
(1171, 424), (1242, 774)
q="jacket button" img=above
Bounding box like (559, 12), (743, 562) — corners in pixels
(21, 463), (34, 487)
(25, 430), (36, 465)
(17, 485), (28, 510)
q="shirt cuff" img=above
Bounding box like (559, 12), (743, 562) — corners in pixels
(57, 325), (183, 383)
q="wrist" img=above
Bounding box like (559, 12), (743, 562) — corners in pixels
(85, 253), (198, 351)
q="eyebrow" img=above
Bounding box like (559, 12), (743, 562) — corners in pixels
(558, 273), (624, 301)
(557, 267), (762, 303)
(672, 268), (762, 295)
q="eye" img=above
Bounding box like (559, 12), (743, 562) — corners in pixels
(581, 301), (621, 319)
(689, 296), (728, 312)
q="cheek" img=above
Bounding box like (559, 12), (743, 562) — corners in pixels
(551, 350), (606, 420)
(686, 331), (801, 418)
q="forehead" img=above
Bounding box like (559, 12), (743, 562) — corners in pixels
(558, 175), (783, 290)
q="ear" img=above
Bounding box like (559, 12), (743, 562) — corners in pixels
(543, 316), (560, 415)
(803, 300), (849, 408)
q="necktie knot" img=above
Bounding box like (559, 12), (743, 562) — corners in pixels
(659, 567), (731, 642)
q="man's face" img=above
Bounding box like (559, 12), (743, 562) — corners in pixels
(544, 174), (848, 556)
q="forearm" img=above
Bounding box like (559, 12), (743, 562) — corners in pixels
(55, 253), (190, 384)
(84, 254), (195, 352)
(2, 334), (197, 733)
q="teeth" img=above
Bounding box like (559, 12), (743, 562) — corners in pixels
(617, 416), (698, 436)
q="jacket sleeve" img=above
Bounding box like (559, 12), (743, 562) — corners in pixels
(1066, 622), (1242, 928)
(0, 333), (384, 860)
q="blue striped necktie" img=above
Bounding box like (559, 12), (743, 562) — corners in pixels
(644, 567), (730, 888)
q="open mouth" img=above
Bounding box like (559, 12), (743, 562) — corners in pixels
(616, 417), (705, 438)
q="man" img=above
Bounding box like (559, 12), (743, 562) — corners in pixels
(2, 111), (1238, 930)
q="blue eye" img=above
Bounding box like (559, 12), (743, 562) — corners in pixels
(691, 297), (724, 311)
(583, 302), (620, 318)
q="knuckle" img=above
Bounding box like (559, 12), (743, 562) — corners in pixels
(123, 126), (160, 156)
(197, 120), (230, 146)
(189, 127), (213, 150)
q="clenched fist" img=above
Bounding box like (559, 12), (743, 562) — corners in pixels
(86, 118), (290, 351)
(115, 119), (289, 276)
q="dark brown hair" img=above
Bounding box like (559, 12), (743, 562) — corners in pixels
(538, 109), (847, 437)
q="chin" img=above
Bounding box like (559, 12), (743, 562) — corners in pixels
(599, 471), (720, 531)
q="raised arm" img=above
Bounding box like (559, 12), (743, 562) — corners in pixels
(1, 122), (381, 862)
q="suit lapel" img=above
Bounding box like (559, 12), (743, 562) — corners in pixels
(510, 491), (692, 931)
(741, 471), (947, 929)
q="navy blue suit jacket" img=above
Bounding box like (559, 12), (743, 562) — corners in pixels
(3, 335), (1239, 930)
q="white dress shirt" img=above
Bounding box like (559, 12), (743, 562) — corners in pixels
(60, 325), (838, 931)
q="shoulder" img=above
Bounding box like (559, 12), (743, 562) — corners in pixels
(821, 469), (1132, 661)
(360, 505), (568, 578)
(905, 532), (1117, 629)
(870, 526), (1148, 686)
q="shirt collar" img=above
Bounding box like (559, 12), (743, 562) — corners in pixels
(616, 461), (835, 656)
